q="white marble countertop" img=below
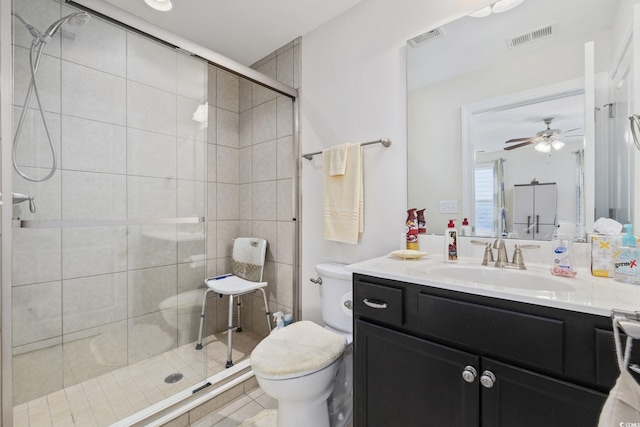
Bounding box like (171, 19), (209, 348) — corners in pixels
(346, 253), (640, 317)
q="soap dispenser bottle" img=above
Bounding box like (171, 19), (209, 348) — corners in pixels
(614, 224), (637, 285)
(444, 219), (458, 262)
(460, 218), (471, 236)
(550, 224), (576, 277)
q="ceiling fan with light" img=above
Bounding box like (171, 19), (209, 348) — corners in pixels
(504, 117), (581, 153)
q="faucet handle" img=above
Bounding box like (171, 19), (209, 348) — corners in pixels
(519, 244), (540, 250)
(511, 244), (540, 270)
(483, 242), (495, 265)
(12, 192), (36, 213)
(469, 240), (495, 265)
(470, 240), (495, 266)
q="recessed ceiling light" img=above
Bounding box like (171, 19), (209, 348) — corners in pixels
(492, 0), (525, 14)
(144, 0), (173, 12)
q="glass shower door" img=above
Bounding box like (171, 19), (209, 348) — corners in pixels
(9, 1), (209, 424)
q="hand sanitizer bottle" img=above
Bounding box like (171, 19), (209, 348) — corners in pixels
(614, 224), (638, 285)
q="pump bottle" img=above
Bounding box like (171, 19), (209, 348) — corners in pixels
(550, 224), (576, 277)
(460, 218), (471, 236)
(444, 219), (458, 262)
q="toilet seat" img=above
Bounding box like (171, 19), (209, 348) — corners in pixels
(251, 321), (347, 380)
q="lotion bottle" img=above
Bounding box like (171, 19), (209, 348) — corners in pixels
(444, 219), (458, 262)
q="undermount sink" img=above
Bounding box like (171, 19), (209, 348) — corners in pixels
(425, 265), (576, 292)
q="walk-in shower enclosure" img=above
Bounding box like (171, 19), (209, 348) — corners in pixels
(1, 0), (299, 425)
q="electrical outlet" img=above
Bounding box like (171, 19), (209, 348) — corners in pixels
(439, 200), (458, 214)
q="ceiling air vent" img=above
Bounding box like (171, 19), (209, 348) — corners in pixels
(506, 22), (558, 48)
(408, 27), (445, 48)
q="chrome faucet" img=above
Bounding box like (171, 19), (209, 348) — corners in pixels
(472, 239), (539, 269)
(493, 239), (540, 269)
(493, 238), (509, 268)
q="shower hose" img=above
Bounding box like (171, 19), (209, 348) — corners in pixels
(13, 33), (58, 182)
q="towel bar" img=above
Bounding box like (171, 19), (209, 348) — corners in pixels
(302, 138), (391, 160)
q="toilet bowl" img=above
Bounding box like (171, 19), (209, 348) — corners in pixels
(251, 321), (347, 427)
(250, 263), (353, 427)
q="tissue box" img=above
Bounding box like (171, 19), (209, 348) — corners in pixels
(591, 234), (619, 278)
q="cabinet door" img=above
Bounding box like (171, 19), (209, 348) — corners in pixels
(513, 185), (534, 224)
(481, 358), (606, 427)
(533, 184), (556, 225)
(355, 320), (479, 427)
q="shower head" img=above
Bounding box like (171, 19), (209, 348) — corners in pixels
(12, 10), (90, 45)
(43, 12), (90, 40)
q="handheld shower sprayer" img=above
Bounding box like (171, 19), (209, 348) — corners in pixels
(43, 12), (90, 41)
(12, 10), (91, 182)
(12, 11), (90, 45)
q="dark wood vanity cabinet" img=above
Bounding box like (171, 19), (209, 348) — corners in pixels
(353, 273), (630, 427)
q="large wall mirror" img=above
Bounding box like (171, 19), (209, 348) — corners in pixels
(407, 0), (638, 240)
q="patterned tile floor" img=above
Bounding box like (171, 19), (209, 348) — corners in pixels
(13, 330), (262, 427)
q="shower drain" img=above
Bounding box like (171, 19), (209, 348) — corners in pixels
(164, 373), (183, 384)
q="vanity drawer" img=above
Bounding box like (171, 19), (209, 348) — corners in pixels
(418, 293), (564, 373)
(354, 281), (404, 327)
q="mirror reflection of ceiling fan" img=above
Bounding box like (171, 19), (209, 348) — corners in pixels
(504, 117), (582, 152)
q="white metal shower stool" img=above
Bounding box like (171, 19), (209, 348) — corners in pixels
(195, 237), (272, 368)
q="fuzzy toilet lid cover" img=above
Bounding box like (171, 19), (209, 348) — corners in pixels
(251, 320), (347, 378)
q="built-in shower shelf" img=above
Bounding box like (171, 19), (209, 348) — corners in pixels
(13, 216), (205, 228)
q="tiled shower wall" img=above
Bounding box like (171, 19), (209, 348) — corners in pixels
(206, 38), (300, 338)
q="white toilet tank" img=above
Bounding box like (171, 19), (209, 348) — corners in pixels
(316, 263), (352, 335)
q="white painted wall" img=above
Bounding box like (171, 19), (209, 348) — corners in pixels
(299, 0), (493, 323)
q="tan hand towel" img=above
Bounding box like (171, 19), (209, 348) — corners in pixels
(327, 143), (349, 176)
(322, 143), (363, 244)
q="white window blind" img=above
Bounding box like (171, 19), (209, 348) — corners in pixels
(475, 163), (495, 236)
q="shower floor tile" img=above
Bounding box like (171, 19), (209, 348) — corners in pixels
(13, 330), (262, 427)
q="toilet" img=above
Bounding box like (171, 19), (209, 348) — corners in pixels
(250, 263), (353, 427)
